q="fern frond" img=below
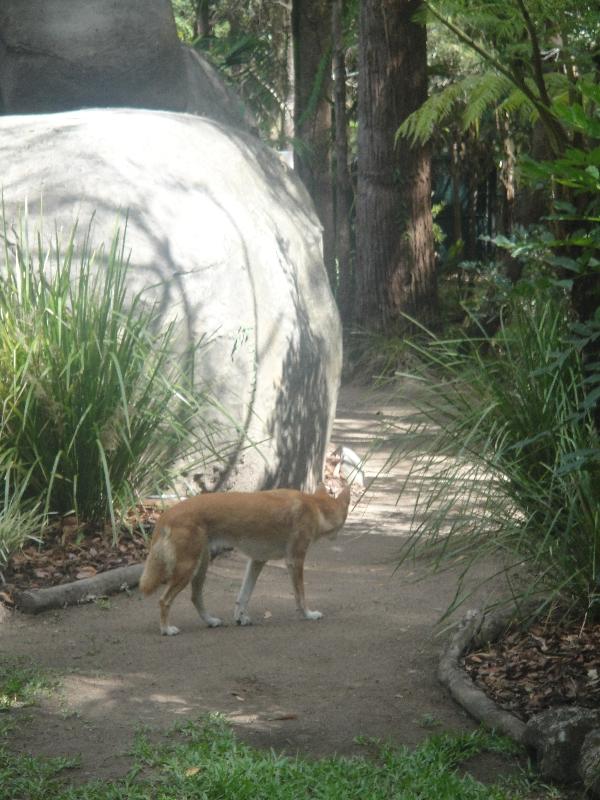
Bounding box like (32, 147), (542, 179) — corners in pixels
(397, 81), (464, 144)
(542, 71), (572, 105)
(461, 73), (513, 129)
(499, 87), (532, 115)
(397, 71), (514, 145)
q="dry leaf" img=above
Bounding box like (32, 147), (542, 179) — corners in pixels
(34, 569), (50, 579)
(185, 767), (201, 777)
(0, 591), (14, 606)
(76, 566), (97, 580)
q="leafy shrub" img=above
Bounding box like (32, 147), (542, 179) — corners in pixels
(0, 215), (225, 526)
(391, 287), (600, 623)
(0, 469), (43, 577)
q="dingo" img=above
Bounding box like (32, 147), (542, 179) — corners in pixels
(139, 484), (351, 635)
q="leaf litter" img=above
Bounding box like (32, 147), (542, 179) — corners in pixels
(464, 617), (600, 720)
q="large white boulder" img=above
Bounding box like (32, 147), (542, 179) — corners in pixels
(0, 108), (342, 491)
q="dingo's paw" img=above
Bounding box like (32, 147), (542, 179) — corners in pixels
(234, 611), (252, 626)
(205, 615), (223, 628)
(161, 625), (180, 636)
(304, 610), (323, 621)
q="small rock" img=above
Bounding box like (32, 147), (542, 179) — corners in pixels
(579, 729), (600, 798)
(523, 707), (600, 783)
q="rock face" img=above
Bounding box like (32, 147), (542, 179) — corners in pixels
(0, 0), (250, 129)
(0, 108), (342, 491)
(580, 729), (600, 798)
(523, 707), (600, 784)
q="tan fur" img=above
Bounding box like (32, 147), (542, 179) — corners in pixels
(139, 484), (351, 635)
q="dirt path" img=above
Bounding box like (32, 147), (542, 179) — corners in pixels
(1, 382), (505, 782)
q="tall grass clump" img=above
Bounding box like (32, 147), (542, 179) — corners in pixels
(0, 468), (44, 578)
(0, 214), (224, 527)
(392, 286), (600, 623)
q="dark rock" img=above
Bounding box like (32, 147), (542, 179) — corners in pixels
(523, 707), (600, 783)
(579, 729), (600, 798)
(0, 0), (251, 130)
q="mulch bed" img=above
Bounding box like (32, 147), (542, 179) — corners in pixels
(0, 505), (158, 607)
(464, 617), (600, 721)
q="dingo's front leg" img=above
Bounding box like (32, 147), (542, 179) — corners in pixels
(286, 558), (322, 620)
(234, 559), (265, 625)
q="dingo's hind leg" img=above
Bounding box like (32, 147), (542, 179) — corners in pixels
(159, 559), (197, 636)
(234, 559), (265, 625)
(191, 547), (222, 627)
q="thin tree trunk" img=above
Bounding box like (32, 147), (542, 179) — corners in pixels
(465, 129), (478, 263)
(292, 0), (335, 286)
(195, 0), (211, 40)
(281, 3), (295, 150)
(450, 134), (463, 248)
(332, 0), (353, 321)
(497, 111), (520, 282)
(355, 0), (437, 332)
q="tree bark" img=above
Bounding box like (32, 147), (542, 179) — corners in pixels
(355, 0), (437, 333)
(332, 0), (354, 322)
(195, 0), (211, 40)
(281, 3), (295, 149)
(292, 0), (335, 286)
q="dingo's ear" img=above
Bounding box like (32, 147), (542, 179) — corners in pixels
(315, 482), (329, 496)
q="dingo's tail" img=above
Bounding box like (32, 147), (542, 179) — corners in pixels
(139, 551), (165, 595)
(139, 531), (171, 595)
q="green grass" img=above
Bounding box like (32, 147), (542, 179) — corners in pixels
(0, 658), (57, 711)
(388, 289), (600, 623)
(0, 469), (44, 575)
(0, 715), (539, 800)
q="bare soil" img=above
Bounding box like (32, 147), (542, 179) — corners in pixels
(0, 382), (521, 784)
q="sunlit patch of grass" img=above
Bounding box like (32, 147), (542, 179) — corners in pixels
(0, 658), (57, 711)
(0, 714), (551, 799)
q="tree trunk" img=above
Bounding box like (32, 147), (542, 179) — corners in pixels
(497, 110), (521, 282)
(292, 0), (335, 286)
(332, 0), (354, 322)
(355, 0), (437, 333)
(281, 3), (295, 150)
(464, 130), (478, 263)
(450, 133), (463, 248)
(195, 0), (211, 40)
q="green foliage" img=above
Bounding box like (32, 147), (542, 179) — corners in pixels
(201, 31), (289, 139)
(399, 0), (600, 154)
(398, 73), (513, 145)
(0, 469), (43, 575)
(0, 215), (224, 526)
(391, 287), (600, 623)
(0, 658), (56, 711)
(495, 85), (600, 309)
(171, 0), (292, 142)
(0, 714), (533, 799)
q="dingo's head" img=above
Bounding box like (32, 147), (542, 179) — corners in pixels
(315, 484), (351, 540)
